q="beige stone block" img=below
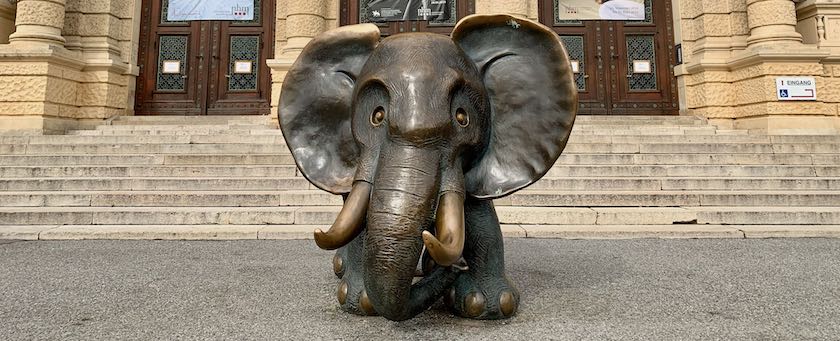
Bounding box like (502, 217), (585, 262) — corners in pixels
(259, 225), (322, 240)
(40, 225), (262, 240)
(46, 77), (78, 106)
(740, 225), (840, 238)
(0, 76), (48, 101)
(0, 225), (53, 240)
(520, 225), (742, 239)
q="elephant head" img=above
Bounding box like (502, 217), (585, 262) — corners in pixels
(279, 14), (577, 321)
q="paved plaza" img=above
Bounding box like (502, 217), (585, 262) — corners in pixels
(1, 239), (838, 340)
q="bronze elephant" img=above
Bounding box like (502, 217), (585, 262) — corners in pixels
(279, 14), (578, 321)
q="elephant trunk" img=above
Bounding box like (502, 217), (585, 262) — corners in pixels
(364, 144), (458, 321)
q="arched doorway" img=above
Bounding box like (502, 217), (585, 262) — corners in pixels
(135, 0), (275, 115)
(538, 0), (679, 115)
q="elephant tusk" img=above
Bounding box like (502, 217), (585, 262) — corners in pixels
(422, 192), (465, 267)
(314, 181), (372, 250)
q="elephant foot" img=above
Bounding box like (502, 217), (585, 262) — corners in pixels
(332, 250), (378, 316)
(446, 272), (519, 320)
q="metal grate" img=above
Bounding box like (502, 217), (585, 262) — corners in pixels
(228, 35), (260, 91)
(156, 35), (189, 92)
(560, 35), (586, 91)
(626, 34), (657, 90)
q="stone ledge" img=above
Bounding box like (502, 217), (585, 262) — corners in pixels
(4, 225), (840, 241)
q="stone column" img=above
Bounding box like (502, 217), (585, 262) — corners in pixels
(282, 0), (327, 55)
(8, 0), (66, 47)
(746, 0), (803, 47)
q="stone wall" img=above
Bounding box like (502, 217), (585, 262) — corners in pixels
(0, 0), (137, 133)
(677, 0), (840, 132)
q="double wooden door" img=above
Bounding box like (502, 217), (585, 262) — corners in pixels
(136, 0), (274, 115)
(539, 0), (678, 115)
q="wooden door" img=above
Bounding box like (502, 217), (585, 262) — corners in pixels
(136, 0), (274, 116)
(539, 0), (678, 115)
(341, 0), (475, 36)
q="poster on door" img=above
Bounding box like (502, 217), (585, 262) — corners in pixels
(364, 0), (451, 22)
(558, 0), (645, 20)
(167, 0), (255, 21)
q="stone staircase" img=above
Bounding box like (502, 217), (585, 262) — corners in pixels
(1, 115), (839, 240)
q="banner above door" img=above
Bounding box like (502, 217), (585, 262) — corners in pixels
(167, 0), (255, 21)
(558, 0), (645, 20)
(364, 0), (451, 22)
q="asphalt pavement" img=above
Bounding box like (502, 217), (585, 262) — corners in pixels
(1, 239), (839, 340)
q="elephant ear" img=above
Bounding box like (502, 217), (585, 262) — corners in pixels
(279, 24), (380, 194)
(453, 15), (578, 199)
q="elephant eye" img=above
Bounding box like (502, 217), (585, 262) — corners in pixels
(371, 107), (386, 127)
(456, 108), (469, 127)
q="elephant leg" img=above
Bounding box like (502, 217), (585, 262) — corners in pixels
(446, 199), (520, 320)
(333, 228), (378, 316)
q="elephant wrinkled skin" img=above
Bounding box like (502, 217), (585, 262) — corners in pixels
(278, 14), (578, 321)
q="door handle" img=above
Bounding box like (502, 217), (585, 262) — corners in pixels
(583, 74), (590, 79)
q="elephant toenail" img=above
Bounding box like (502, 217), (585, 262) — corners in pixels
(360, 290), (377, 316)
(499, 291), (517, 317)
(464, 292), (486, 318)
(337, 280), (348, 305)
(333, 254), (345, 278)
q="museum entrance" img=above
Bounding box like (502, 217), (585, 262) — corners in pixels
(538, 0), (678, 115)
(341, 0), (475, 35)
(135, 0), (275, 116)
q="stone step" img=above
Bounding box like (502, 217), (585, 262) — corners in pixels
(0, 134), (287, 145)
(1, 164), (835, 179)
(67, 129), (285, 136)
(546, 165), (840, 177)
(9, 134), (837, 146)
(288, 206), (840, 226)
(2, 153), (836, 166)
(0, 154), (296, 166)
(110, 115), (273, 126)
(504, 191), (840, 207)
(570, 127), (720, 135)
(556, 154), (832, 165)
(0, 177), (314, 191)
(0, 191), (341, 207)
(0, 207), (300, 225)
(6, 142), (840, 155)
(2, 204), (839, 225)
(1, 190), (837, 208)
(0, 165), (301, 178)
(6, 224), (840, 241)
(2, 177), (839, 192)
(9, 143), (289, 155)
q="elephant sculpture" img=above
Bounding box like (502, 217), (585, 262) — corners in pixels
(279, 14), (578, 321)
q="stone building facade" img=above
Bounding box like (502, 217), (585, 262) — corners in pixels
(0, 0), (837, 133)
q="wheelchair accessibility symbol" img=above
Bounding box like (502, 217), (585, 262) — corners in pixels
(779, 89), (789, 98)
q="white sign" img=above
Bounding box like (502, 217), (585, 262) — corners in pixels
(168, 0), (254, 21)
(633, 60), (652, 74)
(777, 77), (817, 101)
(234, 60), (253, 74)
(570, 60), (580, 73)
(162, 60), (181, 74)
